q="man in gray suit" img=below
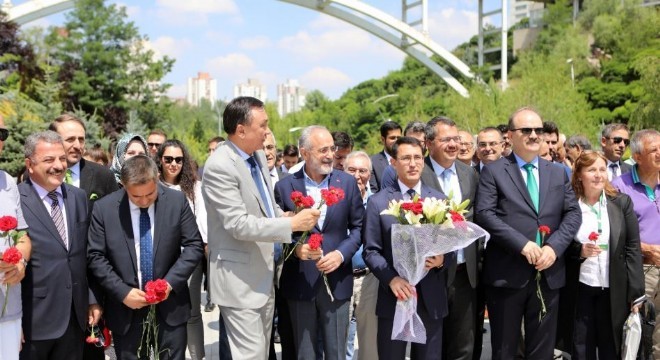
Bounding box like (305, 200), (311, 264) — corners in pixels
(202, 96), (320, 359)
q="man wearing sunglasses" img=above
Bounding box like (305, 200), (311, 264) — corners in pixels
(146, 129), (167, 158)
(601, 123), (632, 181)
(475, 107), (581, 360)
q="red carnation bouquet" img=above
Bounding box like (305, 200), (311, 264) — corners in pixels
(0, 215), (27, 317)
(138, 279), (169, 359)
(283, 187), (345, 261)
(308, 234), (334, 301)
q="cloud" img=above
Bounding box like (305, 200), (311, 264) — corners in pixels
(146, 36), (193, 58)
(155, 0), (238, 14)
(278, 26), (372, 62)
(239, 36), (272, 50)
(114, 2), (140, 18)
(206, 53), (256, 79)
(427, 8), (479, 50)
(299, 67), (352, 98)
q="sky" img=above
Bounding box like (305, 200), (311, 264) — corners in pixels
(16, 0), (502, 101)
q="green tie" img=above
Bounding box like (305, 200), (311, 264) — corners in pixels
(65, 169), (73, 185)
(523, 163), (541, 245)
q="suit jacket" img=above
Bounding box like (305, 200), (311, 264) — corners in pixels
(274, 169), (364, 301)
(87, 185), (204, 335)
(78, 158), (119, 202)
(421, 158), (481, 288)
(619, 161), (632, 176)
(363, 184), (455, 319)
(19, 180), (92, 341)
(369, 151), (390, 193)
(557, 193), (644, 354)
(202, 142), (292, 309)
(474, 154), (581, 290)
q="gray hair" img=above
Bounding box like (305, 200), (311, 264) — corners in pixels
(630, 129), (660, 155)
(566, 135), (592, 150)
(404, 121), (426, 136)
(345, 150), (373, 171)
(120, 155), (159, 186)
(601, 123), (629, 139)
(299, 125), (329, 150)
(24, 131), (63, 158)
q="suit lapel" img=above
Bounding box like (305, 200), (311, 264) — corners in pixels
(78, 159), (92, 193)
(62, 185), (76, 252)
(607, 198), (622, 255)
(119, 194), (138, 275)
(321, 172), (342, 233)
(227, 142), (268, 217)
(537, 160), (551, 215)
(21, 180), (68, 251)
(455, 162), (471, 202)
(503, 155), (537, 213)
(422, 157), (442, 191)
(152, 186), (167, 259)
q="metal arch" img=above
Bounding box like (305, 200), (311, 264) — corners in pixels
(5, 0), (75, 25)
(279, 0), (473, 97)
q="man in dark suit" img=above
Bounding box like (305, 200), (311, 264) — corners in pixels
(475, 107), (581, 359)
(48, 114), (118, 204)
(369, 121), (402, 193)
(420, 117), (480, 360)
(18, 131), (101, 360)
(600, 123), (632, 181)
(274, 125), (364, 359)
(474, 126), (505, 174)
(87, 155), (204, 360)
(363, 136), (452, 360)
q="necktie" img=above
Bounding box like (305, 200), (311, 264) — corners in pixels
(523, 163), (541, 245)
(47, 191), (68, 250)
(609, 163), (619, 180)
(441, 169), (452, 195)
(248, 157), (281, 261)
(406, 188), (417, 200)
(64, 169), (73, 185)
(139, 208), (153, 289)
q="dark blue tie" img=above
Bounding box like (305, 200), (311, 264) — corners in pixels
(247, 156), (281, 261)
(406, 188), (417, 200)
(139, 208), (153, 289)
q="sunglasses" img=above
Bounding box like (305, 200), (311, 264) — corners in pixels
(163, 156), (184, 164)
(147, 142), (162, 148)
(606, 136), (630, 146)
(512, 127), (545, 135)
(0, 128), (8, 141)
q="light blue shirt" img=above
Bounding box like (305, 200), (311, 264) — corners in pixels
(302, 169), (330, 229)
(429, 159), (466, 264)
(513, 154), (540, 189)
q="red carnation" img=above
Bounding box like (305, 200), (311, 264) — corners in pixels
(144, 279), (169, 304)
(588, 232), (599, 242)
(308, 233), (323, 250)
(321, 187), (345, 206)
(1, 247), (22, 264)
(301, 196), (315, 208)
(0, 216), (18, 232)
(85, 335), (100, 344)
(449, 210), (465, 223)
(538, 225), (551, 236)
(411, 202), (423, 215)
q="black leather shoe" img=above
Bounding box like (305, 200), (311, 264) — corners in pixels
(204, 302), (215, 312)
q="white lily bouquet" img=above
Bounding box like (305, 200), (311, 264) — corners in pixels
(381, 193), (489, 343)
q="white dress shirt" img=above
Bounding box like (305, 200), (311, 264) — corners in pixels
(576, 196), (611, 288)
(129, 201), (155, 288)
(398, 180), (422, 201)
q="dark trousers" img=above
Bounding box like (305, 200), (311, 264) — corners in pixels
(377, 305), (444, 360)
(270, 287), (295, 360)
(443, 265), (477, 360)
(20, 311), (84, 360)
(473, 278), (487, 360)
(572, 283), (617, 360)
(486, 278), (560, 360)
(113, 308), (187, 360)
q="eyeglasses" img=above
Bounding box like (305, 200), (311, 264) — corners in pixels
(163, 156), (184, 164)
(264, 145), (276, 151)
(0, 128), (8, 141)
(437, 136), (461, 143)
(459, 142), (474, 149)
(396, 155), (424, 164)
(605, 136), (630, 146)
(147, 142), (162, 148)
(477, 141), (503, 149)
(511, 127), (545, 135)
(346, 167), (370, 175)
(314, 146), (338, 155)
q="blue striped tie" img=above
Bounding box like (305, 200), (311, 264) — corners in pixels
(139, 208), (153, 289)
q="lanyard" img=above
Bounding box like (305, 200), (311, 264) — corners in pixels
(586, 192), (605, 235)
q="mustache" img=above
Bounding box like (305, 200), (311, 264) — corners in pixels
(48, 169), (64, 176)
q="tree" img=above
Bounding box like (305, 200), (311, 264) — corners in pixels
(45, 0), (174, 137)
(0, 12), (42, 95)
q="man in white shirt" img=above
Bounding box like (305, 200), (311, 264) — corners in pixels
(600, 123), (632, 181)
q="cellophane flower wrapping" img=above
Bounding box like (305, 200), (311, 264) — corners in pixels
(390, 222), (489, 343)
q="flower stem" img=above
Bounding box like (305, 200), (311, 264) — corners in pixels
(323, 274), (334, 302)
(536, 271), (547, 322)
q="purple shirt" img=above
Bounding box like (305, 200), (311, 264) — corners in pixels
(611, 166), (660, 245)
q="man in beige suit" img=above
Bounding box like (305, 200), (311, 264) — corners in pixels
(202, 96), (320, 359)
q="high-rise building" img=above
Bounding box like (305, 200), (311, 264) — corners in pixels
(187, 72), (217, 106)
(509, 0), (545, 27)
(233, 78), (268, 102)
(277, 79), (307, 117)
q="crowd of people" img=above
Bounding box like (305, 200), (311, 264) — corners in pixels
(0, 96), (658, 360)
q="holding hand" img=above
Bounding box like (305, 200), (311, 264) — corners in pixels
(0, 260), (26, 285)
(122, 288), (149, 310)
(316, 250), (343, 274)
(295, 243), (323, 261)
(580, 243), (602, 258)
(521, 241), (542, 265)
(290, 208), (321, 232)
(535, 245), (557, 271)
(389, 276), (415, 301)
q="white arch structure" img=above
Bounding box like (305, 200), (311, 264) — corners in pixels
(5, 0), (476, 97)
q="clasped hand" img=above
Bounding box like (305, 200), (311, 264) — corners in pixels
(521, 241), (556, 271)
